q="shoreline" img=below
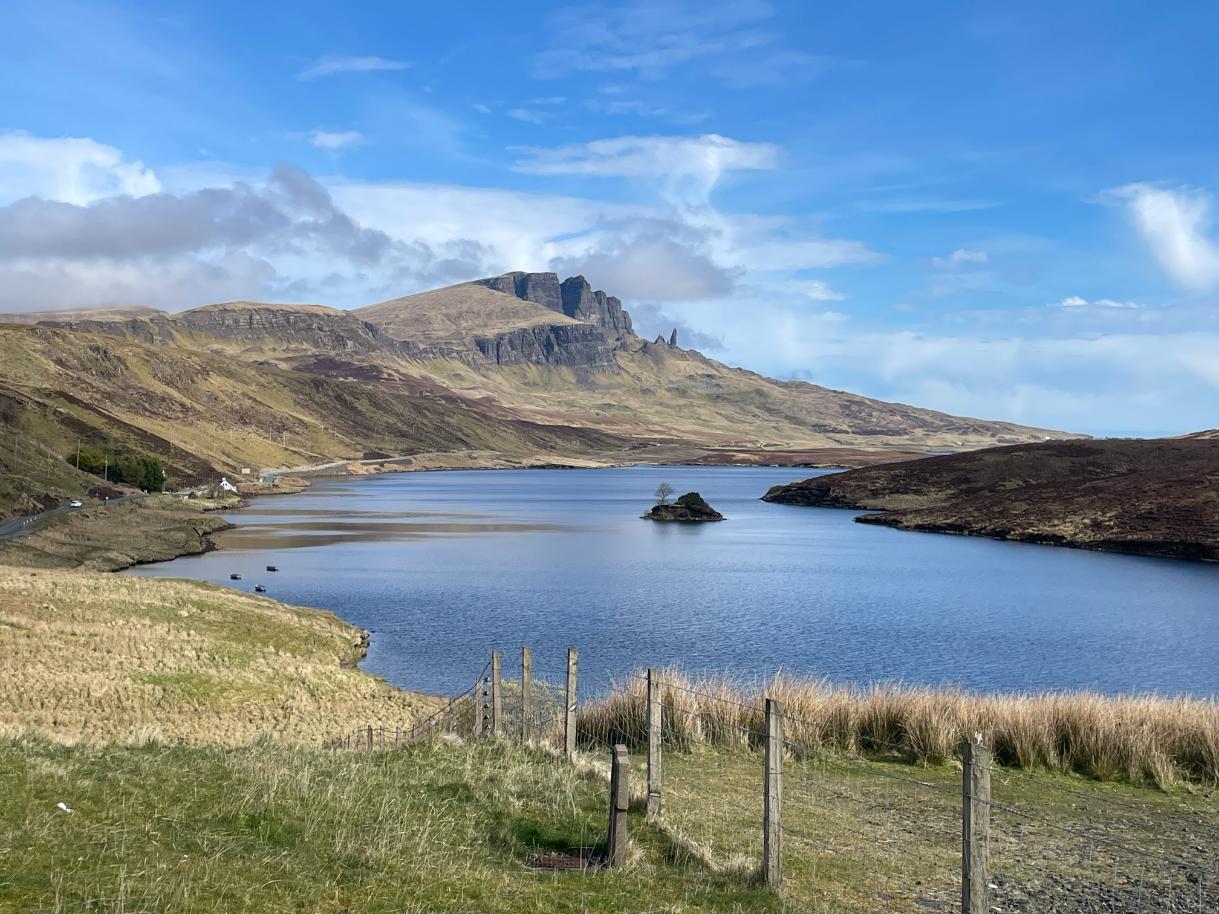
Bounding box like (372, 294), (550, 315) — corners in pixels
(854, 511), (1219, 564)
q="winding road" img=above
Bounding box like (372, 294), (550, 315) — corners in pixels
(0, 493), (147, 541)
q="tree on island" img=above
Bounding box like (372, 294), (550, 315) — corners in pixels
(676, 491), (710, 510)
(654, 482), (675, 506)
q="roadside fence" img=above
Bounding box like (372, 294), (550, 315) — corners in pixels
(335, 657), (1217, 910)
(579, 670), (1218, 913)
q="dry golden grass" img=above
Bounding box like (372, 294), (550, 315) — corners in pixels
(0, 568), (439, 746)
(578, 669), (1219, 788)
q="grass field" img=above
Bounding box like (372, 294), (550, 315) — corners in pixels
(2, 568), (1214, 912)
(657, 746), (1218, 913)
(0, 568), (437, 745)
(0, 738), (775, 914)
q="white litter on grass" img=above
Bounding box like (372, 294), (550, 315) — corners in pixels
(55, 802), (72, 813)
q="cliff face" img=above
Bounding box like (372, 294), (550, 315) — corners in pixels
(472, 323), (619, 371)
(43, 303), (389, 356)
(475, 271), (635, 339)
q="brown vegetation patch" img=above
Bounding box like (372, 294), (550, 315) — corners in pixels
(0, 568), (437, 745)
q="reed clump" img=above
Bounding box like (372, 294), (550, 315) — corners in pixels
(577, 669), (1219, 788)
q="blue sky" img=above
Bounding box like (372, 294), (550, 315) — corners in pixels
(2, 0), (1218, 436)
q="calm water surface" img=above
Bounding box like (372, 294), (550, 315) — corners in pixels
(126, 467), (1219, 697)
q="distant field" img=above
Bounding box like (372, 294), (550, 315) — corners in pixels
(0, 568), (438, 745)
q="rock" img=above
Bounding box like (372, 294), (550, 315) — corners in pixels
(475, 271), (634, 338)
(669, 328), (678, 347)
(472, 324), (619, 371)
(559, 276), (634, 337)
(642, 492), (725, 522)
(474, 272), (564, 313)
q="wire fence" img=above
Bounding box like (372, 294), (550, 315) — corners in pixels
(333, 649), (575, 754)
(576, 669), (1218, 914)
(329, 656), (1217, 912)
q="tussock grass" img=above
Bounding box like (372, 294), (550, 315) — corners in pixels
(0, 568), (439, 746)
(578, 669), (1219, 788)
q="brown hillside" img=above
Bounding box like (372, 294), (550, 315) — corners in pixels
(764, 437), (1219, 561)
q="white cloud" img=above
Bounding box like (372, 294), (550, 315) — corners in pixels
(309, 129), (364, 151)
(0, 162), (493, 311)
(1050, 295), (1140, 310)
(781, 279), (847, 301)
(533, 0), (774, 79)
(1107, 182), (1219, 291)
(932, 248), (989, 269)
(551, 220), (737, 301)
(514, 133), (779, 180)
(298, 55), (410, 80)
(513, 133), (780, 211)
(0, 131), (160, 205)
(507, 108), (546, 125)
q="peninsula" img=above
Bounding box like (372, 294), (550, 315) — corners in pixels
(763, 434), (1219, 562)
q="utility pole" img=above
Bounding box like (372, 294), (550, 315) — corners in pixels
(75, 440), (81, 471)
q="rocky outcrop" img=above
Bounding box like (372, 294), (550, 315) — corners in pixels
(560, 276), (633, 337)
(44, 304), (390, 356)
(475, 272), (635, 339)
(473, 324), (619, 371)
(643, 497), (726, 526)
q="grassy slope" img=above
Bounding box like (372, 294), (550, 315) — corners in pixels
(0, 495), (237, 571)
(0, 324), (625, 520)
(0, 739), (773, 914)
(411, 345), (1067, 452)
(0, 568), (438, 745)
(763, 437), (1219, 560)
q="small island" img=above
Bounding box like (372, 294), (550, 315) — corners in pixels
(642, 484), (725, 522)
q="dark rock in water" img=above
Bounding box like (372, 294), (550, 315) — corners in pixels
(254, 584), (267, 592)
(642, 492), (725, 522)
(266, 565), (278, 572)
(230, 573), (241, 580)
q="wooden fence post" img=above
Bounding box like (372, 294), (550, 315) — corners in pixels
(379, 725), (384, 749)
(366, 725), (373, 753)
(521, 646), (532, 744)
(606, 744), (630, 867)
(962, 739), (992, 914)
(491, 651), (503, 737)
(763, 698), (784, 892)
(564, 648), (579, 757)
(395, 725), (402, 748)
(646, 668), (662, 818)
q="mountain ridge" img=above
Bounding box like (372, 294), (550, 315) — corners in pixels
(0, 270), (1080, 520)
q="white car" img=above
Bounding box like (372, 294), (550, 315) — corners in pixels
(69, 499), (83, 508)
